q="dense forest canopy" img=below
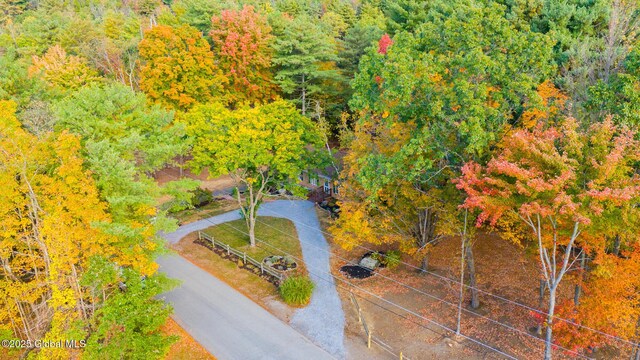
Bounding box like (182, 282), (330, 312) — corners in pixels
(1, 0), (640, 359)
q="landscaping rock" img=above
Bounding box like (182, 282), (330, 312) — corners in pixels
(359, 256), (379, 270)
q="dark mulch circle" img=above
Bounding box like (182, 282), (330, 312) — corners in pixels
(340, 265), (373, 279)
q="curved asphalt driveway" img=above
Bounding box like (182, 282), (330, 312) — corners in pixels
(158, 200), (346, 359)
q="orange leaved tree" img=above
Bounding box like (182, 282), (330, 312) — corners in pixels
(210, 5), (277, 105)
(139, 24), (227, 110)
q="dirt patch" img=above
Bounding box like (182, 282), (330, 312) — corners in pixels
(154, 164), (235, 193)
(171, 199), (239, 225)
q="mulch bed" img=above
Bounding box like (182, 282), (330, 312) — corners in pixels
(340, 265), (373, 279)
(194, 237), (282, 286)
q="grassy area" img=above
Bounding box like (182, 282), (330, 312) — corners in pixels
(162, 318), (216, 360)
(202, 216), (304, 266)
(171, 199), (239, 225)
(171, 216), (305, 318)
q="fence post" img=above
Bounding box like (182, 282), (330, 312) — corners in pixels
(226, 244), (230, 255)
(351, 292), (362, 324)
(243, 253), (246, 265)
(260, 263), (264, 274)
(367, 331), (371, 349)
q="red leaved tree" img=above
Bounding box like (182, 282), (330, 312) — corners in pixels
(455, 116), (640, 360)
(210, 5), (278, 105)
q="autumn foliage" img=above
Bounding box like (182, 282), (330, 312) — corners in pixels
(210, 5), (278, 105)
(29, 45), (100, 91)
(377, 34), (393, 54)
(553, 249), (640, 351)
(0, 100), (120, 357)
(139, 24), (227, 110)
(456, 113), (640, 357)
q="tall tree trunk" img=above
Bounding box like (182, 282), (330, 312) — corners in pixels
(233, 173), (269, 247)
(246, 185), (257, 247)
(465, 243), (479, 309)
(416, 207), (437, 272)
(301, 74), (306, 115)
(524, 217), (580, 360)
(536, 279), (546, 335)
(456, 210), (468, 336)
(71, 264), (88, 321)
(574, 251), (587, 306)
(234, 183), (258, 247)
(420, 255), (429, 272)
(248, 218), (256, 246)
(544, 286), (558, 360)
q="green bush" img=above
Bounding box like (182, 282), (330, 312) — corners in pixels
(372, 250), (401, 269)
(191, 187), (213, 207)
(279, 276), (314, 306)
(383, 250), (401, 269)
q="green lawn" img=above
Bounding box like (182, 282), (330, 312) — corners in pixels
(202, 216), (305, 268)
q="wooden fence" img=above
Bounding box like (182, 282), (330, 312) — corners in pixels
(349, 291), (411, 360)
(198, 231), (284, 282)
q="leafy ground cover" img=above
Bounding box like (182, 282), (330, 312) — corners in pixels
(162, 318), (216, 360)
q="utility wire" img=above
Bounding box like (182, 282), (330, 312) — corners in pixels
(212, 219), (521, 360)
(156, 169), (638, 350)
(256, 203), (640, 348)
(252, 216), (592, 359)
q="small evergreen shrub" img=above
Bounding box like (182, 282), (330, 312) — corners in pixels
(279, 276), (314, 306)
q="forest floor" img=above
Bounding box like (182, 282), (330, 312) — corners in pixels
(316, 208), (629, 360)
(171, 199), (239, 225)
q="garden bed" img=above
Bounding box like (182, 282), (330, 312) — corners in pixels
(194, 235), (284, 285)
(190, 216), (306, 287)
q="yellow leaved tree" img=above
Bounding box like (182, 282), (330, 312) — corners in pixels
(0, 100), (122, 359)
(28, 45), (101, 92)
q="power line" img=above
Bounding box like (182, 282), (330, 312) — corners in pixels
(181, 210), (514, 358)
(156, 169), (638, 349)
(251, 216), (592, 359)
(211, 219), (521, 360)
(256, 204), (640, 348)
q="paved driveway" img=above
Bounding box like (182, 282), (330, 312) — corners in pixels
(158, 254), (335, 360)
(159, 200), (345, 359)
